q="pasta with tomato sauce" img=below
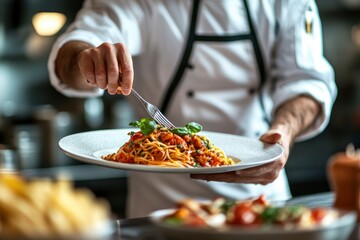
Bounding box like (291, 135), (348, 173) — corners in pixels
(102, 122), (234, 168)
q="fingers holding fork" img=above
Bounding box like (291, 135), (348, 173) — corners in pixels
(79, 42), (134, 96)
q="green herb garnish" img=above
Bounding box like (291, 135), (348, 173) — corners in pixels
(170, 122), (203, 136)
(129, 118), (203, 136)
(129, 118), (157, 135)
(185, 122), (203, 134)
(261, 207), (280, 223)
(170, 127), (191, 136)
(221, 200), (236, 213)
(163, 217), (184, 226)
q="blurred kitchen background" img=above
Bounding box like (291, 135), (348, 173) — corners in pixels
(0, 0), (359, 218)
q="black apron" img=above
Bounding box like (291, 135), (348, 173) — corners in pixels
(160, 0), (269, 125)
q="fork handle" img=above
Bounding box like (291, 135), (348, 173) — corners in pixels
(131, 89), (147, 103)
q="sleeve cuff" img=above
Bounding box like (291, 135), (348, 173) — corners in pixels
(271, 80), (334, 142)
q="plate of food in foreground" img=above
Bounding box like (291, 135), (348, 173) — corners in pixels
(149, 195), (357, 240)
(59, 118), (283, 174)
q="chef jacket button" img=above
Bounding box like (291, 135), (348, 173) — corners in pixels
(187, 63), (194, 69)
(248, 88), (257, 95)
(255, 132), (261, 137)
(187, 91), (194, 97)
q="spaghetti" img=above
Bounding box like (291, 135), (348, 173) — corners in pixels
(102, 120), (234, 168)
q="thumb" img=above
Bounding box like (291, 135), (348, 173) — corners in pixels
(260, 129), (282, 144)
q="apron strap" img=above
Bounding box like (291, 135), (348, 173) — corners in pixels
(160, 0), (201, 113)
(243, 0), (270, 125)
(243, 0), (265, 88)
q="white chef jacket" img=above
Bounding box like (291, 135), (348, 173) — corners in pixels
(48, 0), (337, 218)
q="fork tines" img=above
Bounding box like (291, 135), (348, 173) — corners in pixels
(153, 110), (175, 130)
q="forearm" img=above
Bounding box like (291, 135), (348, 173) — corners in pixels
(55, 41), (93, 91)
(271, 95), (321, 141)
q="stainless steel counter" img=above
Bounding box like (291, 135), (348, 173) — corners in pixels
(22, 164), (128, 180)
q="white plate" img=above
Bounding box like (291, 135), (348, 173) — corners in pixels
(149, 208), (357, 240)
(58, 129), (283, 174)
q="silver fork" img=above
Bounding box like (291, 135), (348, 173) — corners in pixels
(131, 89), (176, 129)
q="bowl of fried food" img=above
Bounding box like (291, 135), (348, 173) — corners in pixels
(0, 174), (114, 240)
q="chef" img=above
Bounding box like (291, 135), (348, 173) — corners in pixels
(48, 0), (337, 218)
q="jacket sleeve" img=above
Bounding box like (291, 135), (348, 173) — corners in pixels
(48, 0), (151, 98)
(270, 0), (337, 141)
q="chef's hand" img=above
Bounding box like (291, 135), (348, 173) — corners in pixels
(190, 125), (291, 185)
(56, 41), (133, 95)
(190, 95), (320, 185)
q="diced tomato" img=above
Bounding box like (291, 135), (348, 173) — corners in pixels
(117, 152), (135, 163)
(158, 132), (188, 148)
(252, 194), (268, 206)
(210, 157), (221, 166)
(154, 150), (165, 161)
(228, 202), (259, 226)
(183, 135), (192, 143)
(169, 135), (188, 148)
(192, 136), (206, 149)
(130, 131), (144, 141)
(158, 132), (174, 142)
(311, 207), (327, 223)
(194, 155), (211, 167)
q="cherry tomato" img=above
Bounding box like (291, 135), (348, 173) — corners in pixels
(311, 207), (327, 223)
(230, 202), (258, 225)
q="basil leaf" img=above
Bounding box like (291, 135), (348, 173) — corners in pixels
(129, 121), (140, 127)
(185, 122), (203, 134)
(261, 207), (280, 223)
(221, 200), (236, 213)
(287, 205), (305, 218)
(171, 127), (190, 136)
(163, 217), (184, 226)
(129, 118), (157, 135)
(140, 118), (157, 135)
(202, 138), (211, 149)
